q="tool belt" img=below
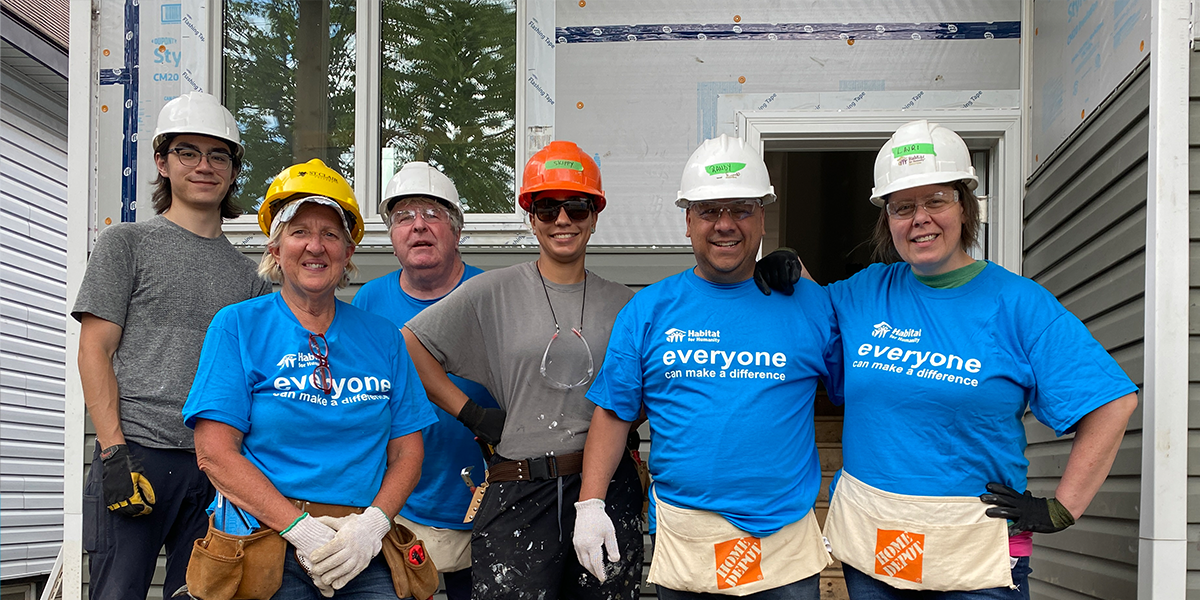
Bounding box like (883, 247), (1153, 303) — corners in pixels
(486, 451), (584, 482)
(185, 515), (287, 600)
(285, 498), (440, 600)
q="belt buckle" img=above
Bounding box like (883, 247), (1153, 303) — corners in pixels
(527, 453), (558, 480)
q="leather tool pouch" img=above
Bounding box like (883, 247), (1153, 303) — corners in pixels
(380, 521), (440, 600)
(185, 515), (287, 600)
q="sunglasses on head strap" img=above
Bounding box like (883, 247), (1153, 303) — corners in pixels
(531, 197), (594, 222)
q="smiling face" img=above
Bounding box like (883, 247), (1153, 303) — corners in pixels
(886, 183), (975, 276)
(388, 197), (459, 272)
(529, 190), (597, 268)
(685, 198), (765, 284)
(153, 134), (236, 211)
(269, 203), (356, 300)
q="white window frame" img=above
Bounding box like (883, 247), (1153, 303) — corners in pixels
(736, 109), (1023, 272)
(215, 0), (528, 245)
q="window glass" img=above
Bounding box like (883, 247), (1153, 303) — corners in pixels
(380, 0), (516, 214)
(224, 0), (357, 212)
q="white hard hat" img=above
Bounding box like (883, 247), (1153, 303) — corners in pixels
(870, 120), (977, 206)
(676, 134), (776, 208)
(379, 161), (463, 224)
(152, 92), (243, 159)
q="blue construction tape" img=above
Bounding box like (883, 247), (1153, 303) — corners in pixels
(97, 0), (140, 223)
(556, 21), (1019, 44)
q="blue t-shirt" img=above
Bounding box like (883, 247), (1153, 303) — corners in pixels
(183, 293), (438, 507)
(826, 261), (1138, 498)
(588, 269), (842, 537)
(353, 266), (499, 529)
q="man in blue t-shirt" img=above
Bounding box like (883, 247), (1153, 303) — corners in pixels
(352, 162), (497, 600)
(573, 136), (840, 599)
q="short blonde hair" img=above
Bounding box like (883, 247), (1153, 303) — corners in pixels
(257, 207), (358, 289)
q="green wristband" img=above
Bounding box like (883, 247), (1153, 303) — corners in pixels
(279, 512), (309, 535)
(1047, 499), (1076, 531)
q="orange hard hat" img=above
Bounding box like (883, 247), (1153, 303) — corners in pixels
(518, 140), (606, 212)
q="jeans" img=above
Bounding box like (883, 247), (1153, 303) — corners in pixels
(842, 556), (1031, 600)
(84, 441), (214, 600)
(655, 573), (820, 600)
(272, 551), (405, 600)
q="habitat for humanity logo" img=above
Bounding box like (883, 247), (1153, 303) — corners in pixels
(664, 328), (720, 343)
(277, 354), (297, 368)
(871, 321), (921, 344)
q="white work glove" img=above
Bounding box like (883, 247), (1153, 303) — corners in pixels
(280, 513), (337, 597)
(311, 506), (393, 589)
(572, 498), (619, 582)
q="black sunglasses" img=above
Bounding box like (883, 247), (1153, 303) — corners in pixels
(531, 198), (594, 223)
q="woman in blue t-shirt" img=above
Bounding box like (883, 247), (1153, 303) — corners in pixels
(759, 120), (1137, 599)
(183, 160), (436, 598)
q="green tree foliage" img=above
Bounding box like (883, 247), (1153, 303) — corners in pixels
(381, 0), (516, 213)
(224, 0), (357, 212)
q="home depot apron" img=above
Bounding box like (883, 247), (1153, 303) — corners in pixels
(647, 491), (831, 596)
(823, 470), (1012, 591)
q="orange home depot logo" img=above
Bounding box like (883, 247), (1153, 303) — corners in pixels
(714, 537), (763, 590)
(874, 529), (925, 583)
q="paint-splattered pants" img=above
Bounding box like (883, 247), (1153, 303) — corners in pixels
(470, 454), (644, 599)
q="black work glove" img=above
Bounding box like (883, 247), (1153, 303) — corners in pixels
(457, 399), (506, 446)
(100, 444), (156, 517)
(753, 248), (802, 296)
(980, 482), (1075, 536)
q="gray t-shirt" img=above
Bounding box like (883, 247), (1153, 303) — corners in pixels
(407, 261), (634, 460)
(72, 216), (272, 449)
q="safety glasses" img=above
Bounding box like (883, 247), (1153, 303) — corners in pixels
(308, 333), (333, 394)
(885, 190), (960, 220)
(688, 200), (761, 222)
(531, 198), (594, 223)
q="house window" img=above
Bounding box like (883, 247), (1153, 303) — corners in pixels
(223, 0), (358, 211)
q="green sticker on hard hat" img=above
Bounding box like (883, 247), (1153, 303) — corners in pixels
(545, 159), (584, 171)
(892, 143), (937, 158)
(705, 162), (746, 176)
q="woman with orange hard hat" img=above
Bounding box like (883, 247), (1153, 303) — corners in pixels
(403, 141), (644, 599)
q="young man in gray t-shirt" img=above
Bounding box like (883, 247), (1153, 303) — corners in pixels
(72, 93), (270, 600)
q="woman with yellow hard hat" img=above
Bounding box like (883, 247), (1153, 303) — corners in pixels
(403, 141), (644, 599)
(183, 159), (437, 598)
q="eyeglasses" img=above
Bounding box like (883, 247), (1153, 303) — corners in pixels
(166, 147), (235, 171)
(531, 198), (594, 223)
(308, 333), (333, 394)
(688, 200), (761, 222)
(391, 206), (448, 228)
(885, 190), (960, 220)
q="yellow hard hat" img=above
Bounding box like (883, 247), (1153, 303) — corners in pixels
(259, 159), (364, 243)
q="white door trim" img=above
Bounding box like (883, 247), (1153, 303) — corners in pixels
(735, 109), (1023, 273)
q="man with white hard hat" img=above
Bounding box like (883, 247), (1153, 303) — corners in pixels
(352, 162), (500, 600)
(574, 134), (840, 599)
(72, 92), (272, 599)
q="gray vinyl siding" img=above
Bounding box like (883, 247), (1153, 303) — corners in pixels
(1020, 60), (1148, 600)
(0, 49), (69, 579)
(1188, 51), (1200, 600)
